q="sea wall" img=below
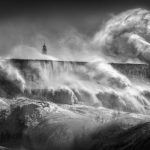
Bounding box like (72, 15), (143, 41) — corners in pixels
(9, 59), (150, 80)
(9, 59), (86, 83)
(3, 59), (150, 82)
(111, 63), (150, 80)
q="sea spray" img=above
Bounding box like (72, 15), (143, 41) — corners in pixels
(0, 59), (26, 91)
(0, 58), (150, 113)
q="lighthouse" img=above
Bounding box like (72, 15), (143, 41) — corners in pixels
(42, 43), (47, 54)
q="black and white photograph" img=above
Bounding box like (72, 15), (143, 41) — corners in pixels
(1, 0), (150, 150)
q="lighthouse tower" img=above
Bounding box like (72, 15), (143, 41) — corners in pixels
(42, 43), (47, 54)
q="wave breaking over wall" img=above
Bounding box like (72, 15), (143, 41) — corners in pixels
(0, 58), (150, 114)
(10, 59), (150, 81)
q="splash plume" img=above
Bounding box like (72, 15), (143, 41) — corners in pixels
(93, 8), (150, 63)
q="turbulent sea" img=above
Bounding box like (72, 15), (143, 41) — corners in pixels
(0, 59), (150, 150)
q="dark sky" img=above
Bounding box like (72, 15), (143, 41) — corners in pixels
(0, 0), (149, 18)
(0, 0), (150, 59)
(0, 0), (149, 13)
(0, 0), (150, 27)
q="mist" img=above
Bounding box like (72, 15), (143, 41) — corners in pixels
(2, 7), (150, 64)
(0, 10), (105, 61)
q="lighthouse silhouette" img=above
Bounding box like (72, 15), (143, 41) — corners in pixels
(42, 43), (47, 54)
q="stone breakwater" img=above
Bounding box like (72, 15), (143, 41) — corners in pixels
(111, 63), (150, 80)
(9, 59), (150, 81)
